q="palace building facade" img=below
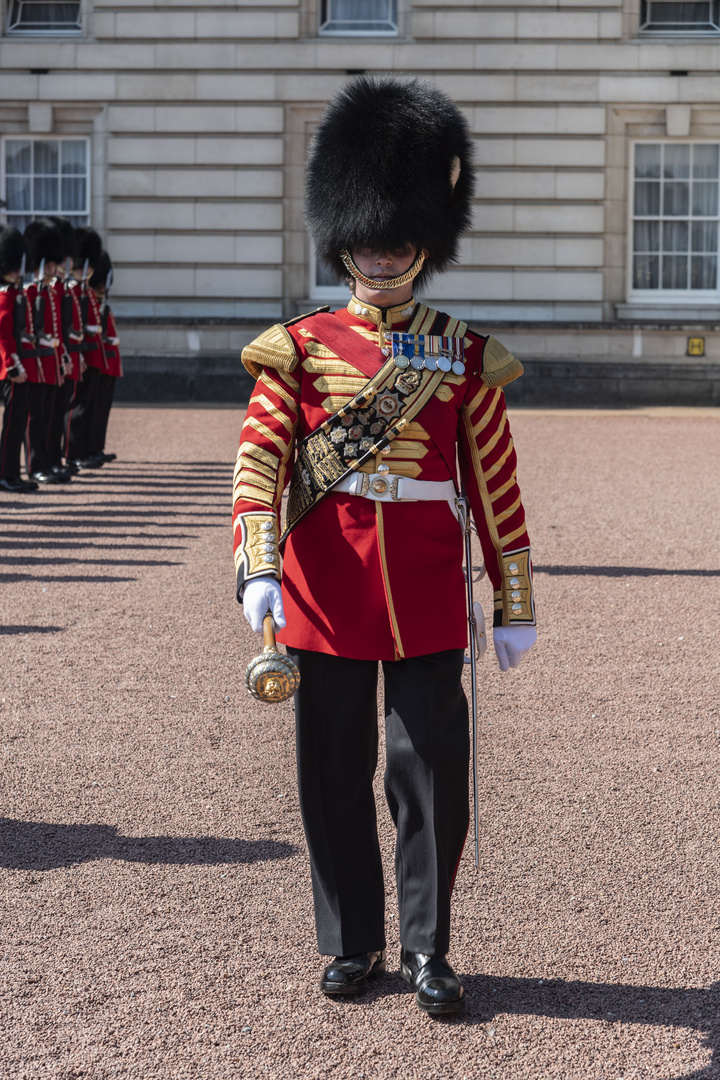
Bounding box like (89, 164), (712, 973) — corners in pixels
(2, 0), (720, 401)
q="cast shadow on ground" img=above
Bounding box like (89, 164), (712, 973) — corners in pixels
(436, 973), (718, 1080)
(0, 624), (64, 635)
(535, 565), (719, 577)
(0, 818), (296, 871)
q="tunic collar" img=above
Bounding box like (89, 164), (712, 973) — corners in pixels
(347, 295), (416, 328)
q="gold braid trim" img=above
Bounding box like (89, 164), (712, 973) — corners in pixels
(481, 336), (524, 389)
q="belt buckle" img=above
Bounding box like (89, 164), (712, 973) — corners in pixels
(370, 475), (389, 497)
(358, 473), (370, 497)
(390, 477), (400, 501)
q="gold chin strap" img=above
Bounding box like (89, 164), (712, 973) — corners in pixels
(340, 249), (426, 291)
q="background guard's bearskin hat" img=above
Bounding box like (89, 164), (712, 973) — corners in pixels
(49, 216), (79, 266)
(90, 249), (112, 289)
(0, 226), (27, 279)
(305, 76), (475, 290)
(75, 226), (103, 272)
(24, 218), (64, 272)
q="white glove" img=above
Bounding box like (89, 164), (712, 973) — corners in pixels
(493, 625), (537, 672)
(243, 576), (286, 633)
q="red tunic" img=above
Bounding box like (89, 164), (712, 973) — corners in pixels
(0, 286), (39, 383)
(101, 307), (123, 378)
(56, 278), (84, 382)
(83, 287), (108, 372)
(25, 281), (62, 385)
(232, 299), (534, 661)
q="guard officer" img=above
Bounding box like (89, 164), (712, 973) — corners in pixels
(233, 78), (537, 1014)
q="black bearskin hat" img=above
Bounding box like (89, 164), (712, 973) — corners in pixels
(305, 76), (475, 289)
(90, 249), (112, 289)
(75, 226), (103, 272)
(24, 218), (64, 271)
(49, 216), (79, 266)
(0, 225), (26, 278)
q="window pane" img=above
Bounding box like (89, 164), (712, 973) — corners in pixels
(643, 1), (718, 29)
(634, 220), (660, 250)
(692, 144), (719, 178)
(664, 144), (690, 179)
(33, 140), (58, 175)
(6, 140), (31, 174)
(662, 254), (690, 288)
(635, 181), (660, 215)
(692, 220), (718, 250)
(61, 176), (86, 212)
(7, 213), (32, 232)
(662, 220), (689, 250)
(61, 140), (86, 175)
(691, 254), (717, 287)
(635, 144), (661, 178)
(692, 180), (718, 215)
(634, 254), (659, 288)
(320, 0), (397, 32)
(8, 0), (81, 30)
(663, 181), (690, 215)
(33, 175), (59, 211)
(6, 176), (31, 212)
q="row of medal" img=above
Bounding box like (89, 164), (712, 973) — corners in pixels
(384, 332), (466, 376)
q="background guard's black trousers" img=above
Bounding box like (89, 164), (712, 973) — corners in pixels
(0, 378), (32, 479)
(288, 647), (469, 959)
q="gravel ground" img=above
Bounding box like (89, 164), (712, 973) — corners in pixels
(1, 404), (719, 1080)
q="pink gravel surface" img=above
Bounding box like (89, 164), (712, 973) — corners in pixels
(1, 404), (720, 1080)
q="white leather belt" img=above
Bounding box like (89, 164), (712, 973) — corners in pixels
(333, 472), (456, 505)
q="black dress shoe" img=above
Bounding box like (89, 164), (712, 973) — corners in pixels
(320, 950), (386, 997)
(0, 477), (27, 493)
(400, 948), (464, 1015)
(50, 465), (72, 482)
(29, 470), (61, 484)
(64, 460), (80, 475)
(101, 452), (117, 462)
(22, 478), (39, 492)
(78, 455), (104, 468)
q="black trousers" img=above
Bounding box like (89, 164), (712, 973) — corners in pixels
(88, 372), (116, 456)
(66, 365), (100, 462)
(0, 378), (32, 480)
(26, 381), (57, 476)
(289, 647), (469, 958)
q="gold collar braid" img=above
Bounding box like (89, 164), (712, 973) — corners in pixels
(340, 249), (426, 291)
(347, 294), (416, 327)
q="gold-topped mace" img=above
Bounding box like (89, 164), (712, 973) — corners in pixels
(245, 613), (300, 704)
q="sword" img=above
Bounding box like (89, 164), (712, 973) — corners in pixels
(458, 490), (485, 871)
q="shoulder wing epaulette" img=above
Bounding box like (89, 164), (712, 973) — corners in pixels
(241, 323), (300, 380)
(480, 335), (524, 388)
(241, 308), (331, 379)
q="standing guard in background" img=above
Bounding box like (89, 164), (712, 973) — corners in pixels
(87, 250), (121, 463)
(232, 77), (538, 1015)
(24, 218), (66, 485)
(48, 216), (85, 477)
(66, 227), (106, 470)
(0, 226), (37, 494)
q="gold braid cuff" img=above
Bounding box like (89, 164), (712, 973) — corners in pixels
(340, 249), (426, 291)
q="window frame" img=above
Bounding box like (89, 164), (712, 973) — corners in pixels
(639, 0), (720, 35)
(318, 0), (398, 37)
(1, 135), (91, 231)
(628, 139), (720, 305)
(5, 0), (82, 35)
(309, 247), (350, 303)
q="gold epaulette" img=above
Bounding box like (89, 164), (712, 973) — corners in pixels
(241, 307), (330, 379)
(480, 335), (524, 389)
